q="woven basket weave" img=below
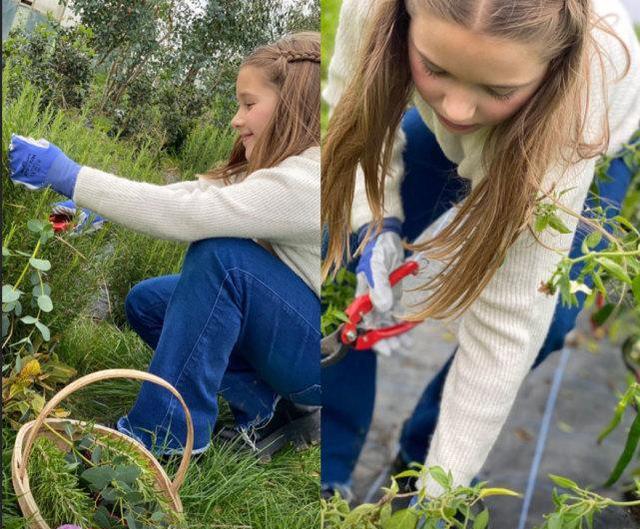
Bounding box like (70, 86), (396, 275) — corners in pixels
(11, 369), (194, 529)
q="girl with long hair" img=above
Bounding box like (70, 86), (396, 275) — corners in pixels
(321, 0), (639, 500)
(9, 32), (321, 457)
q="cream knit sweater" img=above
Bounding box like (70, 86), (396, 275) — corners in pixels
(72, 146), (321, 297)
(325, 0), (640, 495)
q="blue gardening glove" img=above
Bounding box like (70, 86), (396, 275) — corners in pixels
(51, 200), (105, 236)
(8, 134), (81, 198)
(355, 217), (413, 356)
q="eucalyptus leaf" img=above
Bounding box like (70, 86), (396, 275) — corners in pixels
(27, 219), (44, 232)
(37, 294), (53, 312)
(32, 283), (52, 297)
(81, 465), (114, 490)
(114, 464), (141, 484)
(2, 285), (21, 303)
(35, 321), (50, 341)
(29, 257), (51, 271)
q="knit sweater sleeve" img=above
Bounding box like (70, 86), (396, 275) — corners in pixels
(72, 150), (320, 245)
(420, 157), (596, 495)
(324, 0), (406, 231)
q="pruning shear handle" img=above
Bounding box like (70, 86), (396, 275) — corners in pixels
(341, 260), (420, 350)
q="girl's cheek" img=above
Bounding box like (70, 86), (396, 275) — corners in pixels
(410, 65), (442, 106)
(481, 92), (534, 125)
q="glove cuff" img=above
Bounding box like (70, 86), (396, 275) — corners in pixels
(356, 217), (403, 245)
(47, 154), (81, 199)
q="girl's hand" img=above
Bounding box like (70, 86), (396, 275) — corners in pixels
(51, 199), (106, 236)
(355, 217), (405, 312)
(8, 134), (81, 198)
(355, 217), (410, 356)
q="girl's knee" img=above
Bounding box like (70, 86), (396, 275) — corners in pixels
(124, 282), (147, 326)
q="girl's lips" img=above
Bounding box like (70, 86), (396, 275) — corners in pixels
(436, 113), (478, 133)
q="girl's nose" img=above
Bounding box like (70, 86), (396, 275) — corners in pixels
(441, 91), (476, 124)
(231, 110), (243, 129)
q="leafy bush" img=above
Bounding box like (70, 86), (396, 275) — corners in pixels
(2, 20), (96, 110)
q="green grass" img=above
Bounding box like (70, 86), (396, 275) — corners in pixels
(2, 71), (319, 528)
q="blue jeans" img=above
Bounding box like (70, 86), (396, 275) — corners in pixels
(117, 237), (321, 454)
(321, 107), (635, 487)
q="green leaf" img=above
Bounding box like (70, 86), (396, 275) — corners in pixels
(20, 315), (38, 324)
(2, 246), (11, 257)
(29, 257), (51, 271)
(32, 283), (51, 297)
(548, 513), (564, 529)
(632, 275), (640, 306)
(598, 257), (632, 284)
(39, 224), (54, 243)
(547, 214), (572, 234)
(473, 508), (489, 529)
(428, 466), (451, 489)
(35, 321), (50, 341)
(37, 295), (53, 312)
(125, 510), (138, 529)
(535, 215), (549, 233)
(592, 303), (615, 326)
(584, 231), (602, 250)
(2, 314), (9, 337)
(114, 464), (141, 484)
(2, 285), (21, 303)
(382, 508), (420, 529)
(81, 465), (113, 490)
(603, 410), (640, 486)
(548, 475), (579, 490)
(93, 505), (112, 529)
(27, 219), (44, 232)
(150, 511), (166, 523)
(598, 386), (634, 443)
(91, 444), (103, 464)
(101, 486), (119, 502)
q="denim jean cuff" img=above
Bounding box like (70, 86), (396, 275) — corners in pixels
(116, 415), (211, 456)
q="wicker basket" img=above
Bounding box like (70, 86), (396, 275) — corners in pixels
(11, 368), (194, 529)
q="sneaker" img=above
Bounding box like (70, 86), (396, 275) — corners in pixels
(216, 397), (320, 462)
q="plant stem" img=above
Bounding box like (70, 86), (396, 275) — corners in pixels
(43, 422), (94, 467)
(13, 238), (42, 292)
(568, 249), (640, 265)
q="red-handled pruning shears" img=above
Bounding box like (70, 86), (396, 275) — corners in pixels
(321, 260), (421, 367)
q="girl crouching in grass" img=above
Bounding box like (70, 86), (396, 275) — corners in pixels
(9, 32), (321, 458)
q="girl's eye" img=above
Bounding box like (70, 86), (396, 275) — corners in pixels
(421, 58), (446, 77)
(488, 89), (515, 102)
(246, 103), (255, 108)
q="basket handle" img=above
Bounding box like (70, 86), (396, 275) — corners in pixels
(18, 368), (194, 495)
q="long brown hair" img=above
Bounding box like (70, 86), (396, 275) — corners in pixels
(203, 31), (320, 182)
(322, 0), (630, 321)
